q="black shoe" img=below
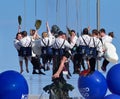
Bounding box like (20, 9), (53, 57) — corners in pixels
(73, 71), (77, 74)
(32, 70), (39, 74)
(38, 70), (46, 75)
(40, 66), (46, 71)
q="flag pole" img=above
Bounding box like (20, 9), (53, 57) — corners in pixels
(96, 0), (101, 70)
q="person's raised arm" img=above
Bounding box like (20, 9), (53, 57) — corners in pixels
(46, 21), (52, 37)
(52, 56), (67, 78)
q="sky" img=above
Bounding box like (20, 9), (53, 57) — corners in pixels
(0, 0), (120, 71)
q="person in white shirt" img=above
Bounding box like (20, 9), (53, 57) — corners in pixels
(17, 31), (32, 73)
(68, 30), (85, 74)
(99, 29), (113, 44)
(14, 32), (29, 73)
(19, 31), (31, 47)
(40, 22), (55, 71)
(30, 29), (45, 75)
(88, 29), (103, 74)
(76, 28), (91, 73)
(52, 31), (73, 79)
(14, 32), (22, 51)
(99, 28), (114, 72)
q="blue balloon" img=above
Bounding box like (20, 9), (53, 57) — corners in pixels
(104, 94), (120, 99)
(106, 63), (120, 95)
(78, 70), (107, 99)
(0, 70), (29, 99)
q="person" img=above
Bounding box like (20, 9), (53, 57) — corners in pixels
(99, 29), (114, 72)
(62, 33), (71, 79)
(40, 22), (55, 71)
(88, 29), (103, 74)
(30, 29), (45, 75)
(76, 28), (91, 72)
(31, 52), (45, 75)
(108, 32), (114, 40)
(30, 29), (42, 57)
(53, 29), (91, 78)
(30, 29), (41, 40)
(44, 26), (74, 97)
(17, 31), (32, 73)
(52, 31), (73, 79)
(52, 50), (71, 78)
(14, 32), (29, 73)
(68, 29), (83, 74)
(99, 29), (113, 43)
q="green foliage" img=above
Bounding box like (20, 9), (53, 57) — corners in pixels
(35, 19), (42, 30)
(18, 15), (22, 25)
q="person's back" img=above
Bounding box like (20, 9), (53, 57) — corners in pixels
(40, 31), (55, 71)
(90, 29), (103, 57)
(76, 28), (91, 47)
(75, 28), (91, 74)
(87, 29), (103, 75)
(76, 28), (91, 57)
(52, 31), (73, 50)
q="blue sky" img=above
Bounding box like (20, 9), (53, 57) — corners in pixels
(0, 0), (120, 71)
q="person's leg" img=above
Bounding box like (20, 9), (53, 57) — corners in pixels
(52, 56), (67, 78)
(89, 57), (96, 73)
(41, 54), (49, 71)
(24, 57), (29, 73)
(72, 54), (77, 73)
(73, 54), (81, 74)
(81, 58), (86, 70)
(86, 59), (90, 69)
(66, 61), (71, 79)
(31, 56), (45, 75)
(46, 55), (50, 71)
(101, 59), (109, 72)
(19, 56), (23, 73)
(19, 61), (23, 73)
(77, 54), (83, 73)
(36, 56), (46, 75)
(31, 57), (38, 74)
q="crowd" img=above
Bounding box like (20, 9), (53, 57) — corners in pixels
(13, 22), (115, 79)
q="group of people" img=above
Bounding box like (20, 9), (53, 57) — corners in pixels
(53, 28), (114, 78)
(14, 22), (114, 79)
(14, 29), (45, 75)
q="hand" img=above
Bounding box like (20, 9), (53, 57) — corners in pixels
(52, 73), (60, 79)
(46, 21), (49, 27)
(88, 26), (91, 31)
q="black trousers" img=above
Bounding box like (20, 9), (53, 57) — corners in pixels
(89, 57), (96, 72)
(73, 54), (85, 71)
(102, 59), (109, 68)
(41, 54), (52, 65)
(31, 56), (41, 70)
